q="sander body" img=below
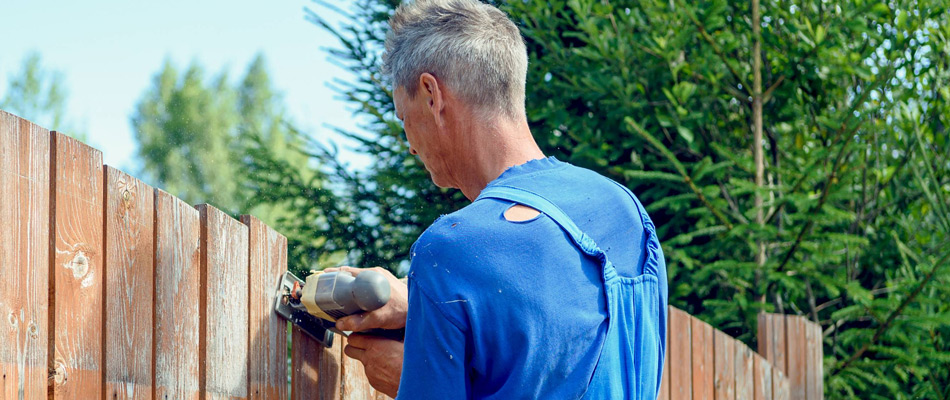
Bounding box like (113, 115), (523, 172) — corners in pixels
(274, 269), (403, 348)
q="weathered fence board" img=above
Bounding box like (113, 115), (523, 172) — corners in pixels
(49, 131), (104, 397)
(104, 167), (154, 399)
(805, 320), (823, 400)
(658, 331), (670, 400)
(690, 317), (714, 400)
(154, 189), (201, 399)
(735, 343), (754, 400)
(785, 316), (806, 400)
(757, 313), (787, 375)
(243, 215), (289, 400)
(0, 111), (50, 399)
(669, 307), (692, 400)
(772, 367), (789, 400)
(753, 354), (772, 400)
(292, 327), (341, 400)
(714, 330), (735, 400)
(199, 204), (250, 399)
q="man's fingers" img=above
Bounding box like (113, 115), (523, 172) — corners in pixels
(346, 333), (371, 348)
(343, 344), (365, 361)
(337, 310), (386, 332)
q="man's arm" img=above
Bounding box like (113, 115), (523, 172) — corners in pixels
(334, 266), (470, 398)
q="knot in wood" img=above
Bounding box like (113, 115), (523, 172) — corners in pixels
(52, 360), (67, 385)
(122, 189), (132, 203)
(6, 312), (15, 329)
(66, 251), (90, 279)
(28, 321), (38, 338)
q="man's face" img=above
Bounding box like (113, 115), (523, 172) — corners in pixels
(393, 85), (456, 188)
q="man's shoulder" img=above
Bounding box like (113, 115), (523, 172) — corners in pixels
(410, 199), (513, 268)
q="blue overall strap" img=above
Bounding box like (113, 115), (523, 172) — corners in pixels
(475, 185), (607, 261)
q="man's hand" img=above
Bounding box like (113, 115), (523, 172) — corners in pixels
(344, 334), (403, 398)
(325, 266), (408, 331)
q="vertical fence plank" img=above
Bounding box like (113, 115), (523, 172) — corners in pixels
(340, 335), (380, 400)
(770, 315), (786, 375)
(785, 316), (806, 400)
(805, 321), (823, 400)
(658, 312), (670, 400)
(198, 205), (249, 399)
(735, 343), (754, 400)
(0, 111), (50, 399)
(669, 307), (692, 400)
(690, 316), (714, 400)
(49, 131), (104, 398)
(154, 190), (201, 399)
(772, 368), (789, 400)
(757, 313), (787, 376)
(292, 327), (341, 400)
(752, 354), (771, 400)
(713, 330), (735, 400)
(104, 167), (154, 399)
(242, 216), (288, 400)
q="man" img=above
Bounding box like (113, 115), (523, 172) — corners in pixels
(329, 0), (668, 398)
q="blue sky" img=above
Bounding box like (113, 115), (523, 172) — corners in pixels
(0, 0), (364, 173)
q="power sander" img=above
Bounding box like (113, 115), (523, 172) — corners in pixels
(274, 270), (404, 348)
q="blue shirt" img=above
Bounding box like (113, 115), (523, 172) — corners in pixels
(397, 157), (668, 399)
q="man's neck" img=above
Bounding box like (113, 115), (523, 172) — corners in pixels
(455, 115), (545, 201)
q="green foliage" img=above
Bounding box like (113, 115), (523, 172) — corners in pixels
(131, 55), (341, 275)
(1, 52), (86, 141)
(248, 0), (949, 396)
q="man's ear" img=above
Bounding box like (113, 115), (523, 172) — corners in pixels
(419, 73), (445, 128)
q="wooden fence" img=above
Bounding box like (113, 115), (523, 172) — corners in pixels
(0, 109), (822, 399)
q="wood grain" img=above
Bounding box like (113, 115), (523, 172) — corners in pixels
(0, 111), (50, 399)
(198, 205), (250, 399)
(804, 320), (823, 400)
(291, 327), (341, 400)
(771, 368), (789, 400)
(154, 189), (201, 399)
(768, 314), (786, 375)
(104, 167), (154, 399)
(690, 316), (714, 400)
(658, 309), (670, 400)
(735, 343), (754, 400)
(668, 307), (692, 400)
(757, 313), (788, 377)
(752, 354), (771, 400)
(340, 335), (379, 400)
(713, 330), (735, 400)
(49, 131), (104, 398)
(785, 316), (805, 400)
(756, 313), (769, 362)
(241, 215), (288, 400)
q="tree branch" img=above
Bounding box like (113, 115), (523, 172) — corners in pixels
(626, 117), (735, 230)
(831, 249), (950, 375)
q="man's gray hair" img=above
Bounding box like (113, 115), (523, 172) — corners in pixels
(383, 0), (528, 120)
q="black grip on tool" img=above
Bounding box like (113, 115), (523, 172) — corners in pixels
(362, 327), (407, 342)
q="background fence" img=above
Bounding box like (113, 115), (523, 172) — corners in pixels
(0, 109), (822, 399)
